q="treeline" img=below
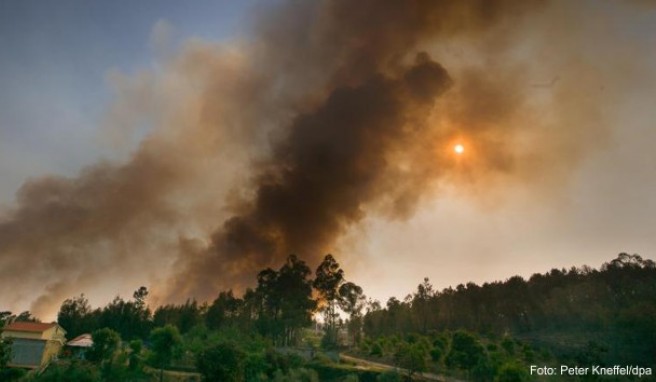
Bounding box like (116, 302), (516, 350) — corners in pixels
(57, 254), (361, 348)
(1, 254), (369, 381)
(363, 253), (656, 365)
(3, 252), (655, 381)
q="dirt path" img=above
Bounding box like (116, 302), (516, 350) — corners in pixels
(339, 353), (466, 382)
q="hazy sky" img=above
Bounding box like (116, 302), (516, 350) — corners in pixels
(0, 0), (257, 204)
(1, 1), (655, 319)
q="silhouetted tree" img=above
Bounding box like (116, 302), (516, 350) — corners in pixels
(154, 299), (204, 334)
(133, 286), (149, 307)
(412, 277), (434, 333)
(0, 312), (10, 327)
(276, 254), (317, 346)
(206, 291), (242, 331)
(14, 311), (37, 322)
(249, 255), (317, 346)
(314, 254), (344, 348)
(339, 281), (365, 345)
(58, 294), (94, 339)
(98, 289), (152, 340)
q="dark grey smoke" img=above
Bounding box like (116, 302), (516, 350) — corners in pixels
(2, 0), (646, 316)
(163, 0), (545, 300)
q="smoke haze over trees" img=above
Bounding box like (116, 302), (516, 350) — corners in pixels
(2, 252), (653, 381)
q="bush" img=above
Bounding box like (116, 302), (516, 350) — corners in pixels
(500, 338), (515, 355)
(369, 342), (383, 357)
(244, 352), (269, 381)
(196, 341), (246, 382)
(430, 346), (443, 362)
(0, 368), (26, 382)
(272, 367), (319, 382)
(446, 331), (485, 371)
(29, 361), (101, 382)
(496, 363), (528, 382)
(394, 343), (428, 376)
(471, 357), (495, 382)
(86, 328), (121, 365)
(376, 370), (402, 382)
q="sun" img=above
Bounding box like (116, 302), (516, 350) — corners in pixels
(454, 144), (464, 155)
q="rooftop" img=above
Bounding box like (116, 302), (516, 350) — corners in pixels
(3, 321), (58, 333)
(67, 333), (93, 348)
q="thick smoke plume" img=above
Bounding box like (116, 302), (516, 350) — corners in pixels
(166, 53), (453, 300)
(0, 0), (650, 317)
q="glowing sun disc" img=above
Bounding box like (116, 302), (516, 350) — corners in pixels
(454, 144), (464, 154)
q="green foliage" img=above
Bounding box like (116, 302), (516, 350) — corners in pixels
(495, 362), (528, 382)
(0, 368), (25, 382)
(314, 254), (345, 348)
(471, 356), (495, 382)
(446, 331), (485, 371)
(363, 253), (656, 366)
(308, 363), (378, 382)
(1, 321), (25, 380)
(196, 341), (246, 382)
(28, 361), (101, 382)
(500, 338), (515, 355)
(0, 337), (11, 369)
(128, 339), (144, 370)
(363, 331), (550, 382)
(521, 346), (535, 363)
(244, 351), (269, 381)
(0, 311), (10, 327)
(254, 255), (317, 346)
(133, 286), (149, 307)
(429, 345), (443, 362)
(339, 282), (366, 345)
(98, 294), (152, 340)
(412, 278), (435, 333)
(394, 342), (428, 376)
(149, 324), (182, 369)
(57, 294), (93, 339)
(206, 291), (241, 331)
(271, 367), (319, 382)
(154, 299), (204, 334)
(376, 370), (402, 382)
(369, 341), (383, 357)
(58, 287), (153, 342)
(14, 311), (38, 322)
(14, 253), (655, 381)
(432, 335), (447, 350)
(86, 328), (121, 365)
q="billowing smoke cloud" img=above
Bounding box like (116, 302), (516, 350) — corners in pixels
(0, 0), (651, 317)
(165, 53), (453, 300)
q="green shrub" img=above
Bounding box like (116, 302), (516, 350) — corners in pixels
(196, 341), (246, 382)
(369, 342), (383, 357)
(0, 368), (25, 382)
(376, 370), (402, 382)
(496, 363), (528, 382)
(29, 361), (101, 382)
(430, 346), (443, 362)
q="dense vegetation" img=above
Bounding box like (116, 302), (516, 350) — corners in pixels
(0, 252), (654, 381)
(363, 253), (656, 367)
